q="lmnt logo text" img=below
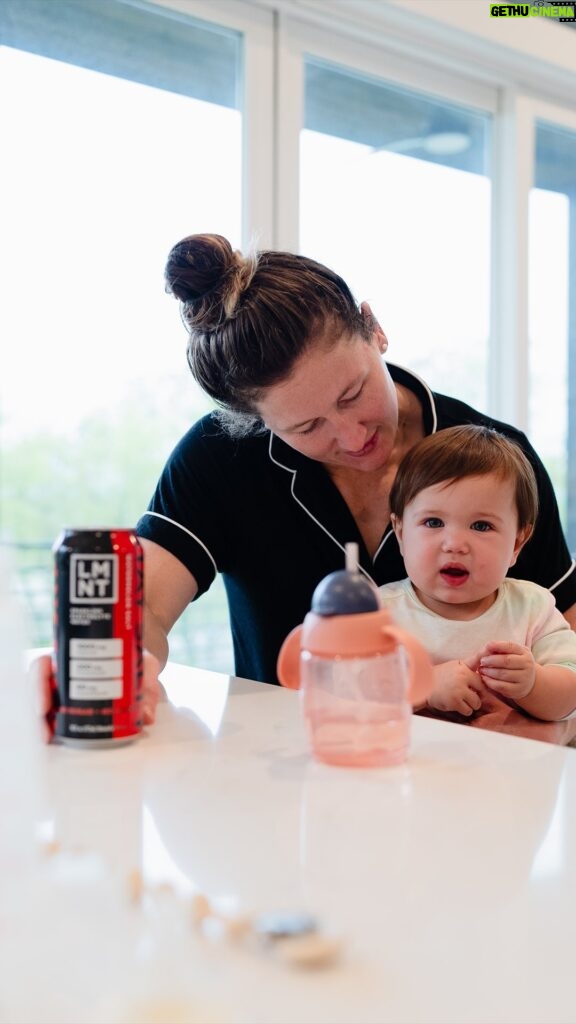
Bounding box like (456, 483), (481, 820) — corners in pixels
(70, 554), (118, 603)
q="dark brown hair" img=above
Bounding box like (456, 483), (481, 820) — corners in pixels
(389, 425), (539, 532)
(164, 233), (370, 432)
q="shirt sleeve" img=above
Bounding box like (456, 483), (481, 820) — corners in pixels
(530, 601), (576, 671)
(135, 417), (236, 598)
(526, 586), (576, 719)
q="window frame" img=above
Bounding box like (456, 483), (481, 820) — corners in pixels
(151, 0), (276, 249)
(241, 0), (576, 432)
(3, 0), (576, 648)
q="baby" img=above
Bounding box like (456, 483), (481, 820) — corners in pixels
(381, 424), (576, 721)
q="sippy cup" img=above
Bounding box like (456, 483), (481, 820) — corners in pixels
(277, 544), (433, 768)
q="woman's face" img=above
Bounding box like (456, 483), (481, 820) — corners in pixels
(256, 319), (399, 473)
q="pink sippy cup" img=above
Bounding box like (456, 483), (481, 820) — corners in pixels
(277, 544), (433, 767)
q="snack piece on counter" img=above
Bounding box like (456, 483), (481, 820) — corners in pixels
(253, 910), (318, 941)
(124, 874), (344, 971)
(274, 933), (343, 969)
(126, 868), (144, 905)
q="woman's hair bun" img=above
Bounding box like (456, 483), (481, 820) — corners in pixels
(164, 233), (235, 305)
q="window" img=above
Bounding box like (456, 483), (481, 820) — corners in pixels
(529, 119), (576, 551)
(300, 58), (492, 410)
(2, 0), (575, 673)
(0, 0), (241, 668)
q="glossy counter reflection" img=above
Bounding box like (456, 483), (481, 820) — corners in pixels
(142, 665), (576, 1024)
(8, 664), (576, 1024)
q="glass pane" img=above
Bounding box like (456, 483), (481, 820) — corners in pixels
(0, 7), (240, 671)
(529, 121), (576, 550)
(301, 59), (491, 410)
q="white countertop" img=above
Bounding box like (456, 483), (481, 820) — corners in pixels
(3, 663), (576, 1024)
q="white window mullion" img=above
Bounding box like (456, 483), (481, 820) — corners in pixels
(153, 0), (276, 249)
(274, 12), (303, 252)
(241, 9), (275, 249)
(490, 90), (533, 431)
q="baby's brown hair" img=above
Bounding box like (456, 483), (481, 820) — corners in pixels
(389, 424), (539, 534)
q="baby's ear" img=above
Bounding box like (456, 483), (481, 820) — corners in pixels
(509, 524), (533, 566)
(390, 513), (404, 551)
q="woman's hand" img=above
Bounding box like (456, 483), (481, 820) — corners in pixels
(30, 653), (58, 742)
(30, 650), (162, 743)
(140, 650), (163, 724)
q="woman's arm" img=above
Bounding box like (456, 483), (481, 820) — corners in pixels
(136, 539), (202, 723)
(139, 538), (199, 673)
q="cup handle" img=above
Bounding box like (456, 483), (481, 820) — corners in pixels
(277, 625), (303, 689)
(382, 625), (434, 707)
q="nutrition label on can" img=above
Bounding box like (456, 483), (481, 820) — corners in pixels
(69, 638), (124, 700)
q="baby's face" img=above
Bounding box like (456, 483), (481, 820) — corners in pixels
(393, 472), (527, 620)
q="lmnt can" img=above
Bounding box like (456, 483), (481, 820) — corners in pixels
(53, 528), (143, 747)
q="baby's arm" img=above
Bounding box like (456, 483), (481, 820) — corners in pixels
(427, 658), (483, 717)
(478, 641), (576, 721)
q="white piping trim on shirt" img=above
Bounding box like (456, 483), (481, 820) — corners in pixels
(372, 364), (438, 563)
(550, 558), (576, 593)
(373, 526), (396, 562)
(267, 364), (437, 578)
(140, 510), (219, 576)
(389, 362), (438, 435)
(268, 433), (377, 586)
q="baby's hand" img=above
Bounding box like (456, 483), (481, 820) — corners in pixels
(477, 641), (536, 701)
(429, 659), (483, 716)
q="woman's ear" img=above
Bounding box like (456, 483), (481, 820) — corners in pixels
(361, 301), (388, 354)
(509, 524), (533, 568)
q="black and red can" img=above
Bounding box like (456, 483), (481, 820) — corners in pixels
(52, 528), (143, 747)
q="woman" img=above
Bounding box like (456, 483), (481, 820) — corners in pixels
(36, 233), (576, 740)
(136, 233), (576, 700)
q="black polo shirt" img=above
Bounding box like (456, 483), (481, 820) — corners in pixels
(136, 363), (576, 685)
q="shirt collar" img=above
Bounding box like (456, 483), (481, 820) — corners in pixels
(265, 362), (437, 579)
